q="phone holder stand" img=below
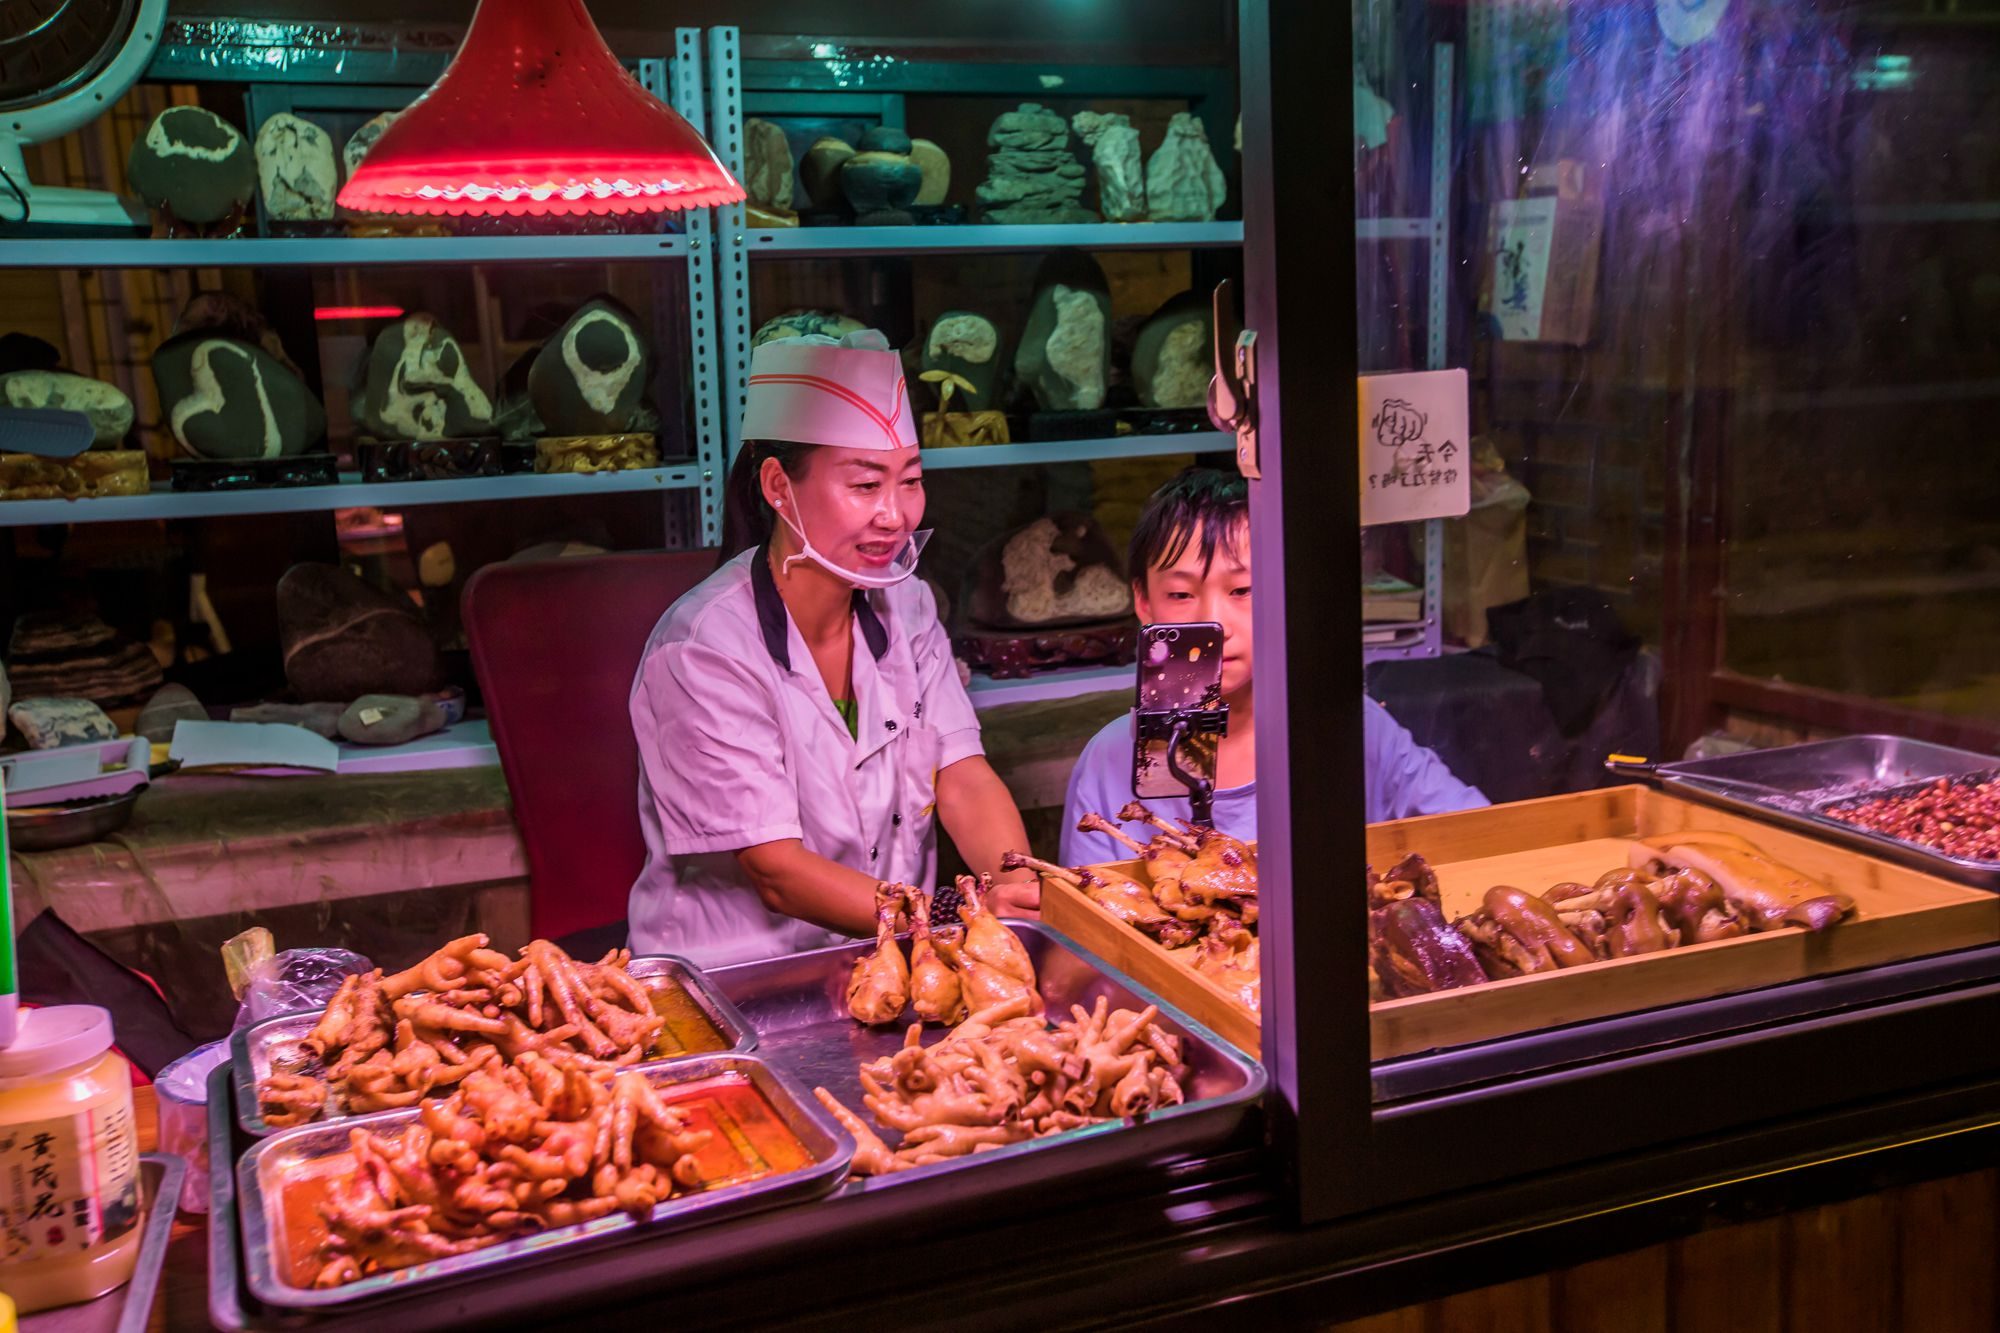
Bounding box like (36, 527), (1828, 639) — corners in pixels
(1136, 703), (1230, 825)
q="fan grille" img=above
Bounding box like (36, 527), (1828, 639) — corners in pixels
(0, 0), (139, 111)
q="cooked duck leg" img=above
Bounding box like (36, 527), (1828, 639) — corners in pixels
(1076, 814), (1150, 859)
(1002, 853), (1198, 948)
(907, 889), (966, 1025)
(1117, 802), (1200, 853)
(1179, 829), (1258, 905)
(846, 883), (912, 1026)
(957, 874), (1040, 985)
(935, 933), (1041, 1017)
(1078, 813), (1202, 917)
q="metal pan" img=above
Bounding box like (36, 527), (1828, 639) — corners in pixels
(237, 1053), (851, 1311)
(22, 1155), (186, 1333)
(707, 918), (1268, 1197)
(230, 953), (756, 1136)
(1610, 735), (2000, 889)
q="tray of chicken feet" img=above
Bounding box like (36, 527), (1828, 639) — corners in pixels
(234, 936), (755, 1136)
(214, 935), (846, 1315)
(708, 875), (1266, 1193)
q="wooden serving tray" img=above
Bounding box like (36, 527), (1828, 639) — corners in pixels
(1041, 785), (2000, 1061)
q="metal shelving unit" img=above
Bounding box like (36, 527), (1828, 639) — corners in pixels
(924, 433), (1229, 470)
(0, 466), (706, 527)
(0, 33), (724, 539)
(743, 222), (1242, 257)
(1362, 43), (1454, 664)
(0, 234), (692, 269)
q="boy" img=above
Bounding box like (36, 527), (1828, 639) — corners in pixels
(1061, 467), (1486, 866)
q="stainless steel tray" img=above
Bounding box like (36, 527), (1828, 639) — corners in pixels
(237, 1053), (851, 1311)
(23, 1154), (186, 1333)
(707, 918), (1268, 1198)
(1617, 735), (2000, 889)
(230, 953), (756, 1135)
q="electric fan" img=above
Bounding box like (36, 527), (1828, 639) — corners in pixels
(0, 0), (166, 229)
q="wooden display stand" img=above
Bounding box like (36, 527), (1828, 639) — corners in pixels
(1043, 785), (2000, 1060)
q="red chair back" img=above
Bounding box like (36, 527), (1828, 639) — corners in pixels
(464, 550), (716, 940)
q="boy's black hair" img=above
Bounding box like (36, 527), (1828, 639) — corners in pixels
(1127, 466), (1249, 580)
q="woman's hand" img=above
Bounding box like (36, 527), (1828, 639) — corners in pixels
(989, 874), (1041, 919)
(936, 756), (1041, 918)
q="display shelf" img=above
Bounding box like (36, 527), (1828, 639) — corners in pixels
(1357, 217), (1438, 240)
(0, 233), (693, 270)
(739, 221), (1242, 258)
(0, 465), (706, 527)
(967, 662), (1136, 711)
(924, 433), (1230, 470)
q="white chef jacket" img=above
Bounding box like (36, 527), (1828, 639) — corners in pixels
(627, 547), (986, 968)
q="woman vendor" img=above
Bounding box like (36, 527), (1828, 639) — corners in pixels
(628, 330), (1037, 969)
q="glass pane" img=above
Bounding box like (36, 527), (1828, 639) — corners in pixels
(1353, 0), (2000, 1090)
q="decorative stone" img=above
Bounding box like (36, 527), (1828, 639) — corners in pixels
(6, 610), (161, 706)
(126, 107), (256, 226)
(0, 371), (133, 447)
(977, 104), (1095, 225)
(909, 138), (951, 206)
(840, 149), (923, 226)
(799, 136), (855, 212)
(742, 118), (797, 222)
(276, 563), (444, 703)
(1015, 254), (1111, 411)
(1146, 112), (1227, 222)
(858, 126), (913, 156)
(358, 313), (492, 441)
(338, 694), (447, 746)
(922, 311), (1004, 409)
(752, 310), (865, 348)
(135, 683), (207, 744)
(1071, 111), (1146, 223)
(254, 113), (338, 221)
(964, 514), (1131, 629)
(7, 698), (117, 750)
(342, 111), (400, 181)
(229, 701), (344, 738)
(418, 541), (456, 588)
(152, 333), (325, 460)
(172, 291), (299, 375)
(527, 297), (653, 437)
(1132, 291), (1213, 409)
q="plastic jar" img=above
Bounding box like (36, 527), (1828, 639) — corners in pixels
(0, 1006), (141, 1314)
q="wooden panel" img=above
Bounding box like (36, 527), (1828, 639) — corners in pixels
(1044, 787), (1999, 1062)
(1551, 1243), (1667, 1333)
(1424, 1273), (1552, 1333)
(1668, 1217), (1785, 1333)
(1897, 1171), (1999, 1333)
(1323, 1308), (1427, 1333)
(1784, 1191), (1899, 1333)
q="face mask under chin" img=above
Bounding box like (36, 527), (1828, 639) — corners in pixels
(775, 481), (931, 590)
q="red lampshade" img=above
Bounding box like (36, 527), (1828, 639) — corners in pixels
(335, 0), (743, 217)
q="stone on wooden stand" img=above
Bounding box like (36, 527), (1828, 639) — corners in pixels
(1146, 112), (1228, 223)
(1132, 291), (1215, 410)
(1015, 253), (1113, 413)
(1071, 111), (1147, 223)
(254, 113), (339, 225)
(976, 104), (1096, 225)
(127, 107), (257, 237)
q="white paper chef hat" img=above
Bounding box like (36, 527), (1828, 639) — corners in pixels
(740, 328), (917, 451)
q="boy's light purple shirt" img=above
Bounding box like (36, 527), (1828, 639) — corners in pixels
(1059, 697), (1488, 866)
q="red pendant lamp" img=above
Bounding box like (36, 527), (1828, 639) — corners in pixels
(336, 0), (743, 217)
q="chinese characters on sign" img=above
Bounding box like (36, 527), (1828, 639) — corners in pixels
(1358, 369), (1472, 526)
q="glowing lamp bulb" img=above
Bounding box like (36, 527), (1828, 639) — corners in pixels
(335, 0), (743, 218)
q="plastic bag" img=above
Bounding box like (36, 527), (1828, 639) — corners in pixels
(230, 948), (373, 1032)
(155, 1041), (230, 1213)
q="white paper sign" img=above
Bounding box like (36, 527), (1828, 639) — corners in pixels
(1492, 196), (1558, 340)
(1358, 368), (1471, 527)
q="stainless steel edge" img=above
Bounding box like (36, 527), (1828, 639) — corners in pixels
(625, 954), (760, 1057)
(113, 1155), (189, 1333)
(239, 1054), (854, 1312)
(205, 1062), (256, 1333)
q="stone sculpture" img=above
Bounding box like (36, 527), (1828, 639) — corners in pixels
(909, 138), (951, 206)
(976, 104), (1094, 225)
(1014, 254), (1112, 411)
(276, 563), (444, 702)
(742, 118), (798, 226)
(841, 127), (923, 226)
(1132, 291), (1214, 409)
(752, 310), (865, 348)
(342, 111), (400, 180)
(127, 107), (256, 227)
(799, 136), (855, 212)
(152, 334), (325, 460)
(255, 113), (339, 221)
(358, 313), (493, 441)
(922, 311), (1005, 409)
(1146, 112), (1228, 222)
(527, 297), (654, 437)
(0, 371), (133, 447)
(1071, 111), (1146, 223)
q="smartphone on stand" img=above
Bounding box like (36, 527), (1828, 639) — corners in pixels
(1132, 621), (1226, 801)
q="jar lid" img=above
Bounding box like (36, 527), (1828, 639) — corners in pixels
(0, 1005), (114, 1080)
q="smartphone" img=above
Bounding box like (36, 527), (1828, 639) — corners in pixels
(1132, 621), (1226, 800)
